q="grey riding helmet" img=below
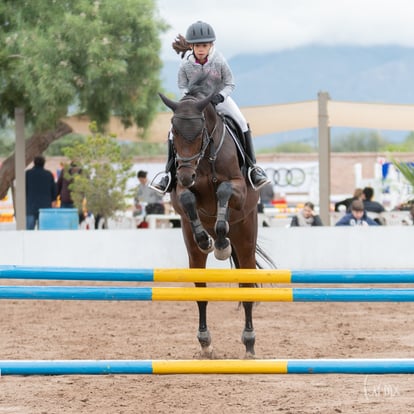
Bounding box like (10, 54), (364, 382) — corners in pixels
(185, 21), (216, 43)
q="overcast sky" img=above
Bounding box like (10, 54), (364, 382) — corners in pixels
(157, 0), (414, 60)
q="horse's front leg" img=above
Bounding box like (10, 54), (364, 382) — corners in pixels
(214, 182), (233, 260)
(180, 189), (214, 254)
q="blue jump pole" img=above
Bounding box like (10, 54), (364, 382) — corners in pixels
(291, 269), (414, 284)
(0, 265), (413, 284)
(0, 265), (155, 282)
(1, 359), (414, 375)
(1, 286), (414, 302)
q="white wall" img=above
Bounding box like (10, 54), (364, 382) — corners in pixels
(0, 227), (412, 270)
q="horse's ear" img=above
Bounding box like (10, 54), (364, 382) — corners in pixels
(196, 94), (214, 113)
(159, 93), (178, 111)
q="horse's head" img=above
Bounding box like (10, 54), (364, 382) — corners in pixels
(159, 92), (214, 188)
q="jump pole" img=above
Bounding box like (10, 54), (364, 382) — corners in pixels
(1, 359), (414, 375)
(0, 266), (413, 284)
(2, 286), (414, 301)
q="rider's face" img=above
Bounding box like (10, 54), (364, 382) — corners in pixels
(192, 43), (212, 63)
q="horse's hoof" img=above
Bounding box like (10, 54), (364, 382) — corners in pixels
(197, 329), (212, 348)
(214, 238), (231, 260)
(199, 345), (215, 359)
(194, 235), (214, 254)
(244, 351), (256, 360)
(242, 330), (256, 356)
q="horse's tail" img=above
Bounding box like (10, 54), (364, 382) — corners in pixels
(172, 34), (191, 58)
(232, 244), (276, 308)
(255, 244), (277, 270)
(230, 243), (276, 299)
(229, 244), (276, 271)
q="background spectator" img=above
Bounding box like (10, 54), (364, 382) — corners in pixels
(362, 186), (386, 225)
(57, 161), (81, 208)
(25, 155), (57, 230)
(335, 188), (363, 212)
(335, 199), (378, 226)
(290, 201), (323, 227)
(134, 170), (165, 215)
(401, 205), (414, 225)
(362, 186), (385, 213)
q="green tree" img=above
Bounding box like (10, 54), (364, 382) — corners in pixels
(0, 0), (167, 198)
(0, 120), (15, 156)
(63, 124), (134, 228)
(331, 130), (388, 152)
(259, 141), (315, 154)
(45, 134), (86, 156)
(384, 131), (414, 152)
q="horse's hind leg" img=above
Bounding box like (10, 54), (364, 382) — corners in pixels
(241, 298), (256, 358)
(182, 229), (214, 358)
(214, 182), (232, 260)
(196, 294), (214, 359)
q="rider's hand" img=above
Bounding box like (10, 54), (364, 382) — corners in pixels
(211, 94), (224, 105)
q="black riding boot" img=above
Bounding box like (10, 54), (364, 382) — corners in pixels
(243, 127), (270, 190)
(151, 140), (175, 193)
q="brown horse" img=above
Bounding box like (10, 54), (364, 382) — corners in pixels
(159, 82), (273, 358)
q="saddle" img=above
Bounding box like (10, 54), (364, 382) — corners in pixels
(222, 116), (246, 169)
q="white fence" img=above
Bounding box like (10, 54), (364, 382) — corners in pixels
(1, 227), (413, 269)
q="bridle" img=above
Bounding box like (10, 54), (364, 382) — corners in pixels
(172, 112), (223, 172)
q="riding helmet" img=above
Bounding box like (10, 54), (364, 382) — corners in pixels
(185, 21), (216, 43)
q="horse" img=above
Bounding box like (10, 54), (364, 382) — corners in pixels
(159, 80), (273, 358)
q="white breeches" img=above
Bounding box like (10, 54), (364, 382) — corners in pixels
(216, 96), (248, 132)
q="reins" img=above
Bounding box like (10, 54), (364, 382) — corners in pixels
(207, 120), (225, 184)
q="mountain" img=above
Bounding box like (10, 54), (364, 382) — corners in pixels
(161, 45), (414, 105)
(160, 45), (414, 147)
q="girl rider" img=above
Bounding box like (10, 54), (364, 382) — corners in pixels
(152, 20), (270, 193)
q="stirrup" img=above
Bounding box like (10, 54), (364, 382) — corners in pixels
(149, 171), (172, 195)
(247, 166), (271, 191)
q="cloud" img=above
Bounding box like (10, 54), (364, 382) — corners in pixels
(157, 0), (414, 59)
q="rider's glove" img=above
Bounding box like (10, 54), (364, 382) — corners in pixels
(211, 94), (225, 105)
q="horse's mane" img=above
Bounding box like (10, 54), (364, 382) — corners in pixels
(185, 73), (212, 98)
(185, 72), (224, 101)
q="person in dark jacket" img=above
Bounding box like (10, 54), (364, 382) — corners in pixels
(334, 188), (363, 212)
(362, 186), (386, 225)
(362, 186), (385, 213)
(25, 155), (57, 230)
(335, 199), (378, 226)
(57, 161), (81, 208)
(290, 201), (323, 227)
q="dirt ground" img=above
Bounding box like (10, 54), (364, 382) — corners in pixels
(1, 279), (414, 414)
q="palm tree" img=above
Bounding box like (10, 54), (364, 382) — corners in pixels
(391, 158), (414, 209)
